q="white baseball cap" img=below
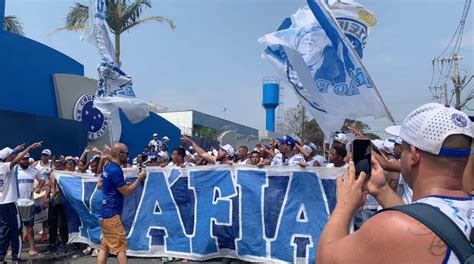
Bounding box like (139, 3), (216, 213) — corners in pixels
(383, 138), (396, 155)
(220, 144), (235, 158)
(371, 139), (384, 151)
(302, 144), (313, 154)
(162, 136), (170, 141)
(399, 103), (473, 158)
(42, 149), (51, 156)
(153, 133), (158, 137)
(308, 142), (319, 152)
(23, 153), (30, 159)
(385, 125), (401, 137)
(334, 132), (348, 145)
(0, 147), (14, 160)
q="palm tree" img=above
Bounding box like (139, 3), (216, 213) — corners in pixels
(3, 15), (24, 35)
(60, 0), (175, 67)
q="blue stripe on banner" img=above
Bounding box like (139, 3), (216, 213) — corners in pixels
(56, 166), (341, 263)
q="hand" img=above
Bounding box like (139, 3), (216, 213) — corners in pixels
(180, 135), (192, 144)
(225, 160), (234, 165)
(27, 141), (43, 151)
(101, 148), (111, 160)
(137, 171), (146, 182)
(103, 144), (111, 151)
(298, 162), (307, 168)
(335, 161), (367, 212)
(84, 146), (94, 153)
(257, 161), (265, 168)
(35, 188), (41, 194)
(364, 156), (389, 197)
(14, 143), (26, 151)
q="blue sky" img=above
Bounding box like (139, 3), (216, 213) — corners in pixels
(5, 0), (474, 135)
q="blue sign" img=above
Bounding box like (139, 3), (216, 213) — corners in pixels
(56, 166), (341, 263)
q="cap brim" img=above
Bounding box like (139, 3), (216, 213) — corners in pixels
(385, 125), (401, 136)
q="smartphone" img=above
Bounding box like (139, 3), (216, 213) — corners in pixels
(352, 139), (371, 178)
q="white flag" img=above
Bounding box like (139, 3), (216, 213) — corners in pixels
(260, 0), (393, 140)
(81, 0), (149, 144)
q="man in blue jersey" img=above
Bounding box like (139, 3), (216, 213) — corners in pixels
(97, 143), (145, 264)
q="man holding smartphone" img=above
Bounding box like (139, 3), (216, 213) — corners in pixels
(317, 103), (473, 263)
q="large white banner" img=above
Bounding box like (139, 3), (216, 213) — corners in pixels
(260, 0), (394, 139)
(81, 0), (149, 144)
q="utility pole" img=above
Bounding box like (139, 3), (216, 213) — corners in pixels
(444, 83), (448, 105)
(451, 56), (464, 110)
(432, 55), (465, 109)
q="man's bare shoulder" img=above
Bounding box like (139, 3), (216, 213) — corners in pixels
(349, 210), (447, 263)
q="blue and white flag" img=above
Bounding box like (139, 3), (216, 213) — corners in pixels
(260, 0), (394, 140)
(55, 165), (343, 263)
(81, 0), (149, 144)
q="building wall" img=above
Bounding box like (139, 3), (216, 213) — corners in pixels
(0, 109), (88, 159)
(193, 110), (258, 136)
(0, 31), (84, 117)
(158, 111), (194, 136)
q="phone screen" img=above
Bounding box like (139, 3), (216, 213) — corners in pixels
(352, 139), (372, 178)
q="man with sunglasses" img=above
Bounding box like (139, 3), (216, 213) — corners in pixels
(97, 143), (145, 264)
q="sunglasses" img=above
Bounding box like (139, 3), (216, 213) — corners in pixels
(66, 159), (76, 164)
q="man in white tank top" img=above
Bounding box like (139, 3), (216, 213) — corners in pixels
(317, 103), (473, 264)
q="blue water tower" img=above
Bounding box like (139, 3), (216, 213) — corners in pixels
(262, 77), (280, 132)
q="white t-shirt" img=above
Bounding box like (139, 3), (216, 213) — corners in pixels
(308, 155), (328, 167)
(237, 159), (249, 164)
(326, 162), (349, 168)
(167, 162), (194, 168)
(0, 162), (18, 204)
(287, 154), (306, 166)
(34, 160), (52, 186)
(397, 175), (413, 204)
(271, 153), (305, 166)
(415, 196), (473, 264)
(16, 165), (43, 200)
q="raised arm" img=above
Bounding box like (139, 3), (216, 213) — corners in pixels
(181, 135), (217, 164)
(10, 142), (42, 169)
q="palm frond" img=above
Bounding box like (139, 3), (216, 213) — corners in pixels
(121, 0), (151, 27)
(3, 15), (24, 35)
(121, 16), (176, 33)
(63, 2), (89, 31)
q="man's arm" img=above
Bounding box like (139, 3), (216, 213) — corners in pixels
(181, 136), (216, 164)
(10, 142), (42, 169)
(373, 151), (401, 173)
(117, 171), (146, 197)
(316, 161), (446, 263)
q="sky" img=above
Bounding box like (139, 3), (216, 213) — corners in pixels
(4, 0), (474, 135)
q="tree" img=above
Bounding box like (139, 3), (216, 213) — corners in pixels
(3, 15), (23, 35)
(281, 106), (376, 145)
(280, 105), (324, 145)
(59, 0), (175, 67)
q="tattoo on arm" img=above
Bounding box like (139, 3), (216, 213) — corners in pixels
(407, 223), (447, 257)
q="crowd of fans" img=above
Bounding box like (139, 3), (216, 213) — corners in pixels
(0, 103), (472, 263)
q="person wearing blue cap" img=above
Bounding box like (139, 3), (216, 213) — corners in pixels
(270, 135), (306, 167)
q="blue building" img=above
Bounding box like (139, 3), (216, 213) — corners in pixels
(0, 0), (180, 158)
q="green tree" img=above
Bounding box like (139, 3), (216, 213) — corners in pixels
(3, 15), (23, 35)
(59, 0), (175, 67)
